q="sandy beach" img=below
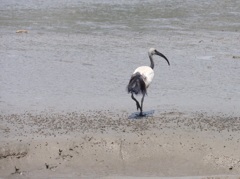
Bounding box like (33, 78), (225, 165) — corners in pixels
(1, 0), (240, 178)
(1, 111), (240, 178)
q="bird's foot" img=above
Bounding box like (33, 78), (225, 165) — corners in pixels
(139, 111), (146, 117)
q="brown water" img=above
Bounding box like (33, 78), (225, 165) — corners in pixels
(0, 0), (240, 115)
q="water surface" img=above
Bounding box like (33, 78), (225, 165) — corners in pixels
(0, 0), (240, 114)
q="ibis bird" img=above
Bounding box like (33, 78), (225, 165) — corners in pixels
(127, 48), (170, 116)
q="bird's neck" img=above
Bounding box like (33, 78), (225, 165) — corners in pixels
(149, 55), (154, 69)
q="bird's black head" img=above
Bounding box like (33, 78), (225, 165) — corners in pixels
(148, 48), (170, 66)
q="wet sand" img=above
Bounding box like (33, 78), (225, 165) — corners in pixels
(1, 111), (240, 178)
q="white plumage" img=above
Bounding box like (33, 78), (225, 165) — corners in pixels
(127, 48), (170, 116)
(133, 66), (154, 88)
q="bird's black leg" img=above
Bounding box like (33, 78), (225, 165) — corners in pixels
(139, 93), (146, 116)
(131, 93), (141, 111)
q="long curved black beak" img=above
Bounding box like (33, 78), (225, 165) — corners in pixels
(156, 50), (170, 66)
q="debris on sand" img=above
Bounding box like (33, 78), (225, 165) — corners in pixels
(16, 30), (28, 33)
(11, 166), (23, 175)
(233, 55), (240, 59)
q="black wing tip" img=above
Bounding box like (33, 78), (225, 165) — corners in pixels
(127, 73), (146, 95)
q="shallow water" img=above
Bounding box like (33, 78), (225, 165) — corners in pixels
(0, 0), (240, 115)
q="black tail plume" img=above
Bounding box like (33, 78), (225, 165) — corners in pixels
(127, 72), (146, 95)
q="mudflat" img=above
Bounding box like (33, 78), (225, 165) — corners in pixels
(1, 111), (240, 178)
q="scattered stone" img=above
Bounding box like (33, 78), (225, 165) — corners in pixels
(45, 163), (57, 171)
(45, 163), (49, 169)
(59, 149), (62, 156)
